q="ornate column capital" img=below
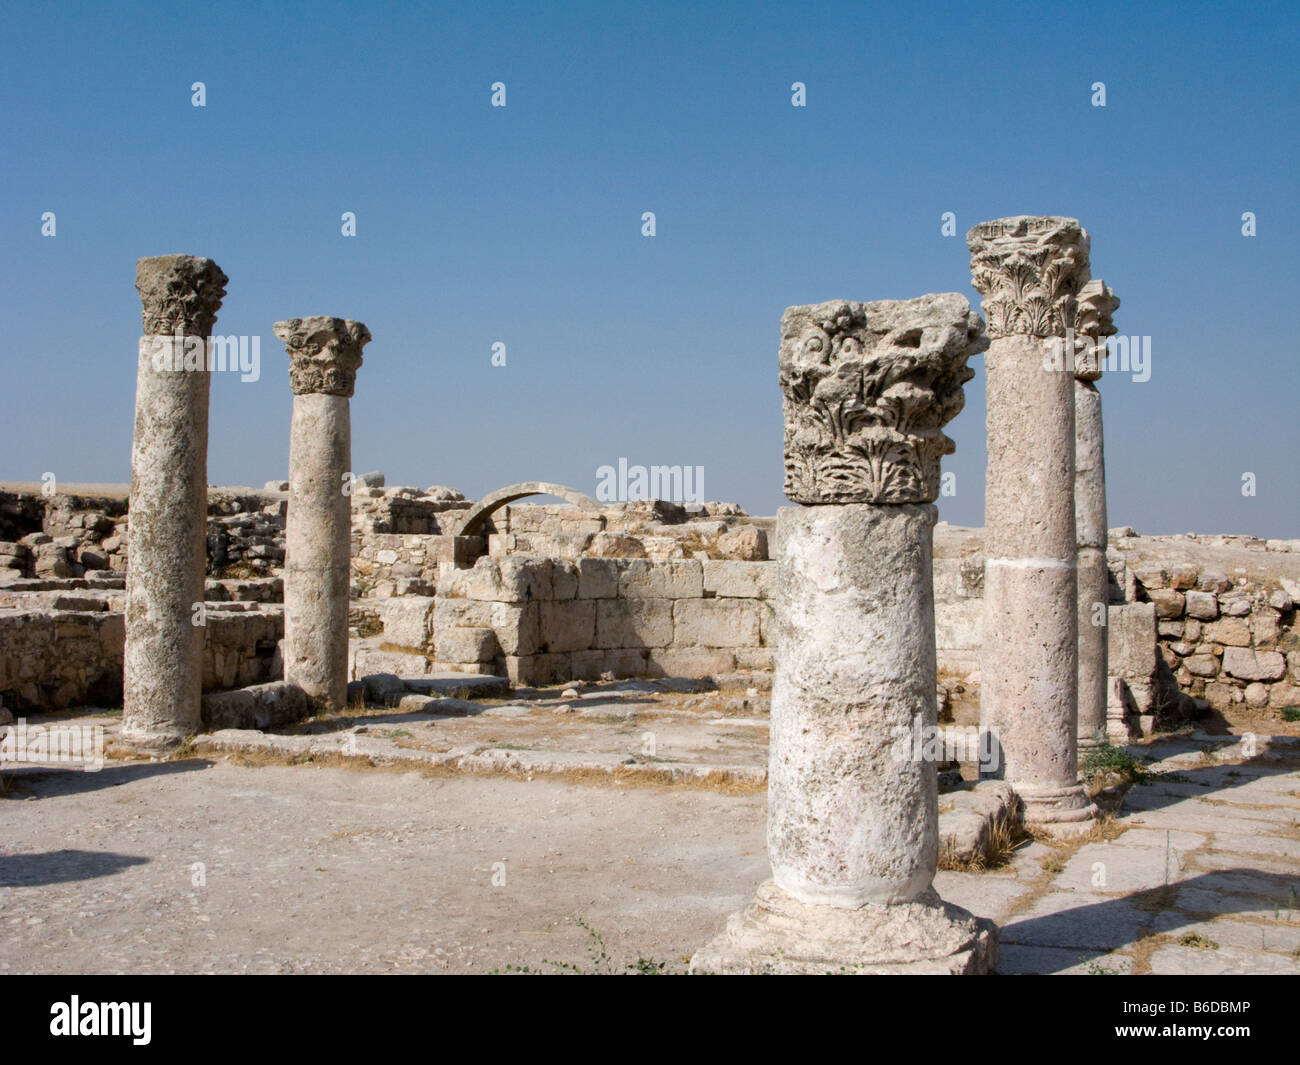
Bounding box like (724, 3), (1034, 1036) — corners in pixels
(274, 317), (371, 397)
(966, 216), (1091, 339)
(779, 293), (985, 505)
(1072, 279), (1120, 380)
(135, 255), (228, 336)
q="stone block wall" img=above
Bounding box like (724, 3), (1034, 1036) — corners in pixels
(1132, 562), (1300, 715)
(376, 556), (775, 685)
(930, 528), (1300, 726)
(0, 488), (288, 581)
(0, 601), (283, 711)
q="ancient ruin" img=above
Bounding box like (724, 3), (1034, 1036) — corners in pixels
(2, 242), (1297, 979)
(1074, 279), (1121, 747)
(692, 295), (996, 972)
(121, 255), (228, 749)
(277, 316), (372, 713)
(968, 216), (1099, 836)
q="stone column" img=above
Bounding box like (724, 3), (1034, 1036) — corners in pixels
(1074, 280), (1120, 749)
(692, 295), (997, 974)
(122, 255), (228, 748)
(968, 216), (1098, 835)
(274, 317), (371, 713)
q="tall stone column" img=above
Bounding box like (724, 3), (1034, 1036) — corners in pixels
(274, 317), (371, 713)
(1074, 280), (1120, 749)
(968, 216), (1099, 835)
(122, 254), (228, 748)
(692, 295), (997, 974)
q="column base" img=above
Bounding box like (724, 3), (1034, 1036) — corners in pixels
(1077, 729), (1106, 751)
(117, 728), (189, 756)
(689, 881), (997, 975)
(1017, 782), (1099, 838)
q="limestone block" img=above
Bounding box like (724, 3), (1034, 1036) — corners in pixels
(434, 626), (498, 664)
(1197, 572), (1232, 593)
(1222, 648), (1286, 682)
(702, 560), (772, 599)
(504, 653), (571, 686)
(672, 599), (761, 648)
(551, 560), (579, 600)
(735, 647), (776, 671)
(595, 598), (673, 649)
(1222, 597), (1252, 618)
(1251, 610), (1281, 647)
(715, 525), (769, 561)
(432, 597), (493, 631)
(488, 601), (539, 656)
(1146, 589), (1186, 619)
(618, 559), (703, 599)
(1244, 683), (1270, 708)
(571, 649), (649, 680)
(1268, 683), (1300, 709)
(1108, 602), (1157, 680)
(646, 648), (737, 678)
(538, 600), (597, 654)
(576, 558), (619, 599)
(1183, 654), (1220, 678)
(499, 558), (553, 602)
(200, 681), (308, 731)
(1131, 564), (1168, 590)
(1184, 591), (1219, 620)
(380, 596), (436, 651)
(1202, 617), (1251, 648)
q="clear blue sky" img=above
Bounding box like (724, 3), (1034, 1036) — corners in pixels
(2, 1), (1296, 535)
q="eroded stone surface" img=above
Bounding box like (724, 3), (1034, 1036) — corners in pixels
(779, 295), (985, 505)
(970, 219), (1097, 835)
(122, 255), (226, 748)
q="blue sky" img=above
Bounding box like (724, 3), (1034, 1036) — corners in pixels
(2, 1), (1296, 535)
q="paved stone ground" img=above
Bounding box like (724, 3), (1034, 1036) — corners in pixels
(1, 722), (1296, 974)
(938, 734), (1300, 975)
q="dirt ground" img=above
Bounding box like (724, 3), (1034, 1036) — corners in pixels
(3, 691), (1298, 975)
(0, 759), (768, 974)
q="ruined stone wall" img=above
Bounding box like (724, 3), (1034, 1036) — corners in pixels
(0, 488), (287, 581)
(930, 526), (1300, 727)
(1131, 559), (1300, 715)
(0, 595), (282, 712)
(356, 556), (775, 686)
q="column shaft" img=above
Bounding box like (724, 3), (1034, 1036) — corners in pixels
(770, 502), (937, 907)
(981, 334), (1084, 799)
(275, 316), (370, 714)
(122, 254), (226, 747)
(1075, 378), (1109, 747)
(284, 393), (352, 710)
(691, 295), (995, 973)
(968, 216), (1098, 834)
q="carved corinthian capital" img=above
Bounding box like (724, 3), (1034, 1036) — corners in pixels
(967, 216), (1091, 339)
(1072, 279), (1120, 381)
(135, 255), (228, 336)
(779, 294), (986, 505)
(274, 317), (371, 397)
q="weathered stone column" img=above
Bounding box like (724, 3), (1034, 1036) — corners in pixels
(275, 317), (371, 712)
(692, 296), (997, 974)
(968, 216), (1098, 835)
(122, 255), (228, 748)
(1074, 280), (1120, 749)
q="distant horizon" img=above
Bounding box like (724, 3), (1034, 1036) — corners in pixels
(0, 477), (1290, 545)
(3, 1), (1296, 538)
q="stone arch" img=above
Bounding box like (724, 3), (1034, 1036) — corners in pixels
(453, 481), (601, 538)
